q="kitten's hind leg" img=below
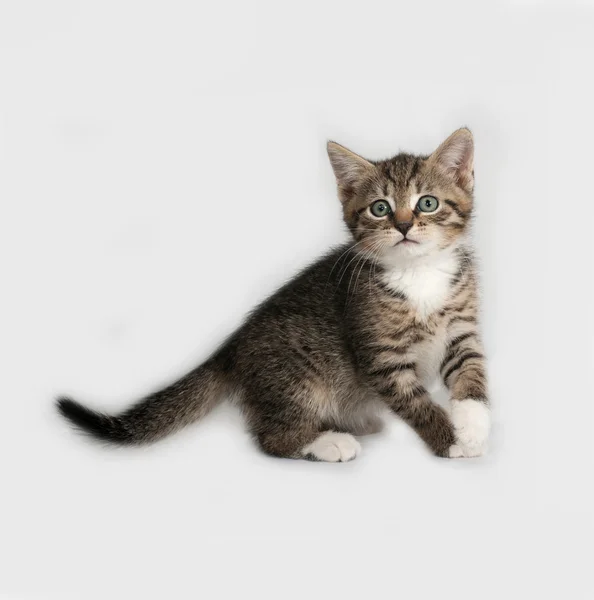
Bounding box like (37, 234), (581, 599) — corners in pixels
(340, 399), (386, 436)
(243, 388), (361, 462)
(256, 419), (361, 463)
(302, 431), (361, 462)
(256, 424), (361, 462)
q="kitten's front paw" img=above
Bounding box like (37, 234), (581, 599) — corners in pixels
(449, 399), (491, 458)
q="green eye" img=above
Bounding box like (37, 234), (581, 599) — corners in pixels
(370, 200), (392, 217)
(417, 195), (439, 212)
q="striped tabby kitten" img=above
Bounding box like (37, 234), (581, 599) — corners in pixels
(58, 128), (490, 461)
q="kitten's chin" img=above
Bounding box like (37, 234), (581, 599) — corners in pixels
(392, 240), (428, 258)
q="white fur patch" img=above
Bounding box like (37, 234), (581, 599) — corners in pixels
(448, 444), (465, 458)
(380, 247), (459, 320)
(302, 432), (361, 462)
(450, 399), (491, 458)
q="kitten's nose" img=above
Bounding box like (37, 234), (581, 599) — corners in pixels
(395, 221), (413, 237)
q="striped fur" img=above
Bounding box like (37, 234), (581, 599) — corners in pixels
(57, 128), (489, 461)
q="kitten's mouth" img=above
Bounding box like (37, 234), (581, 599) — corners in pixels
(395, 239), (419, 246)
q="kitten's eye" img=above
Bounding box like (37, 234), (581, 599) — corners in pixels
(370, 200), (392, 218)
(417, 195), (439, 213)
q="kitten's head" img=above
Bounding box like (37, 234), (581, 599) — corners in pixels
(327, 128), (474, 260)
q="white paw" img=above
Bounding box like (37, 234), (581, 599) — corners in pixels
(450, 399), (491, 458)
(448, 444), (465, 458)
(302, 432), (361, 462)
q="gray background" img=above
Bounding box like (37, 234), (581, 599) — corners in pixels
(1, 1), (592, 599)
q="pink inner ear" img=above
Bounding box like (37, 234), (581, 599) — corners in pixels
(440, 138), (471, 171)
(434, 133), (474, 191)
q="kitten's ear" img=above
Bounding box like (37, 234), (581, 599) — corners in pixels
(327, 141), (374, 188)
(429, 128), (474, 192)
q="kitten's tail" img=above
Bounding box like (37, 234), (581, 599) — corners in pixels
(56, 357), (230, 445)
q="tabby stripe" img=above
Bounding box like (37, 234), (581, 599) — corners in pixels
(368, 344), (410, 356)
(368, 363), (416, 378)
(376, 381), (399, 397)
(408, 383), (426, 399)
(376, 280), (407, 301)
(443, 352), (484, 382)
(448, 315), (476, 325)
(446, 299), (474, 313)
(398, 383), (426, 403)
(458, 247), (473, 262)
(376, 380), (425, 399)
(448, 332), (475, 347)
(406, 159), (421, 187)
(446, 221), (464, 230)
(386, 331), (424, 345)
(449, 265), (468, 288)
(445, 200), (468, 220)
(440, 333), (476, 370)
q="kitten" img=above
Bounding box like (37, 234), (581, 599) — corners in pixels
(58, 128), (490, 461)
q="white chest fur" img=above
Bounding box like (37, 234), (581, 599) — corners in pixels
(380, 249), (460, 321)
(380, 249), (459, 389)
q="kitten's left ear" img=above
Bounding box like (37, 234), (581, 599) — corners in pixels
(327, 141), (374, 189)
(429, 128), (474, 193)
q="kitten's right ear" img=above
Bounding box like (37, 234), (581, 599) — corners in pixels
(327, 141), (374, 189)
(428, 128), (474, 193)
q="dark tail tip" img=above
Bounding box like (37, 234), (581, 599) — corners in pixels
(57, 397), (130, 444)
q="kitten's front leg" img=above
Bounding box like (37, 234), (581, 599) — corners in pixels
(362, 360), (457, 457)
(441, 331), (490, 457)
